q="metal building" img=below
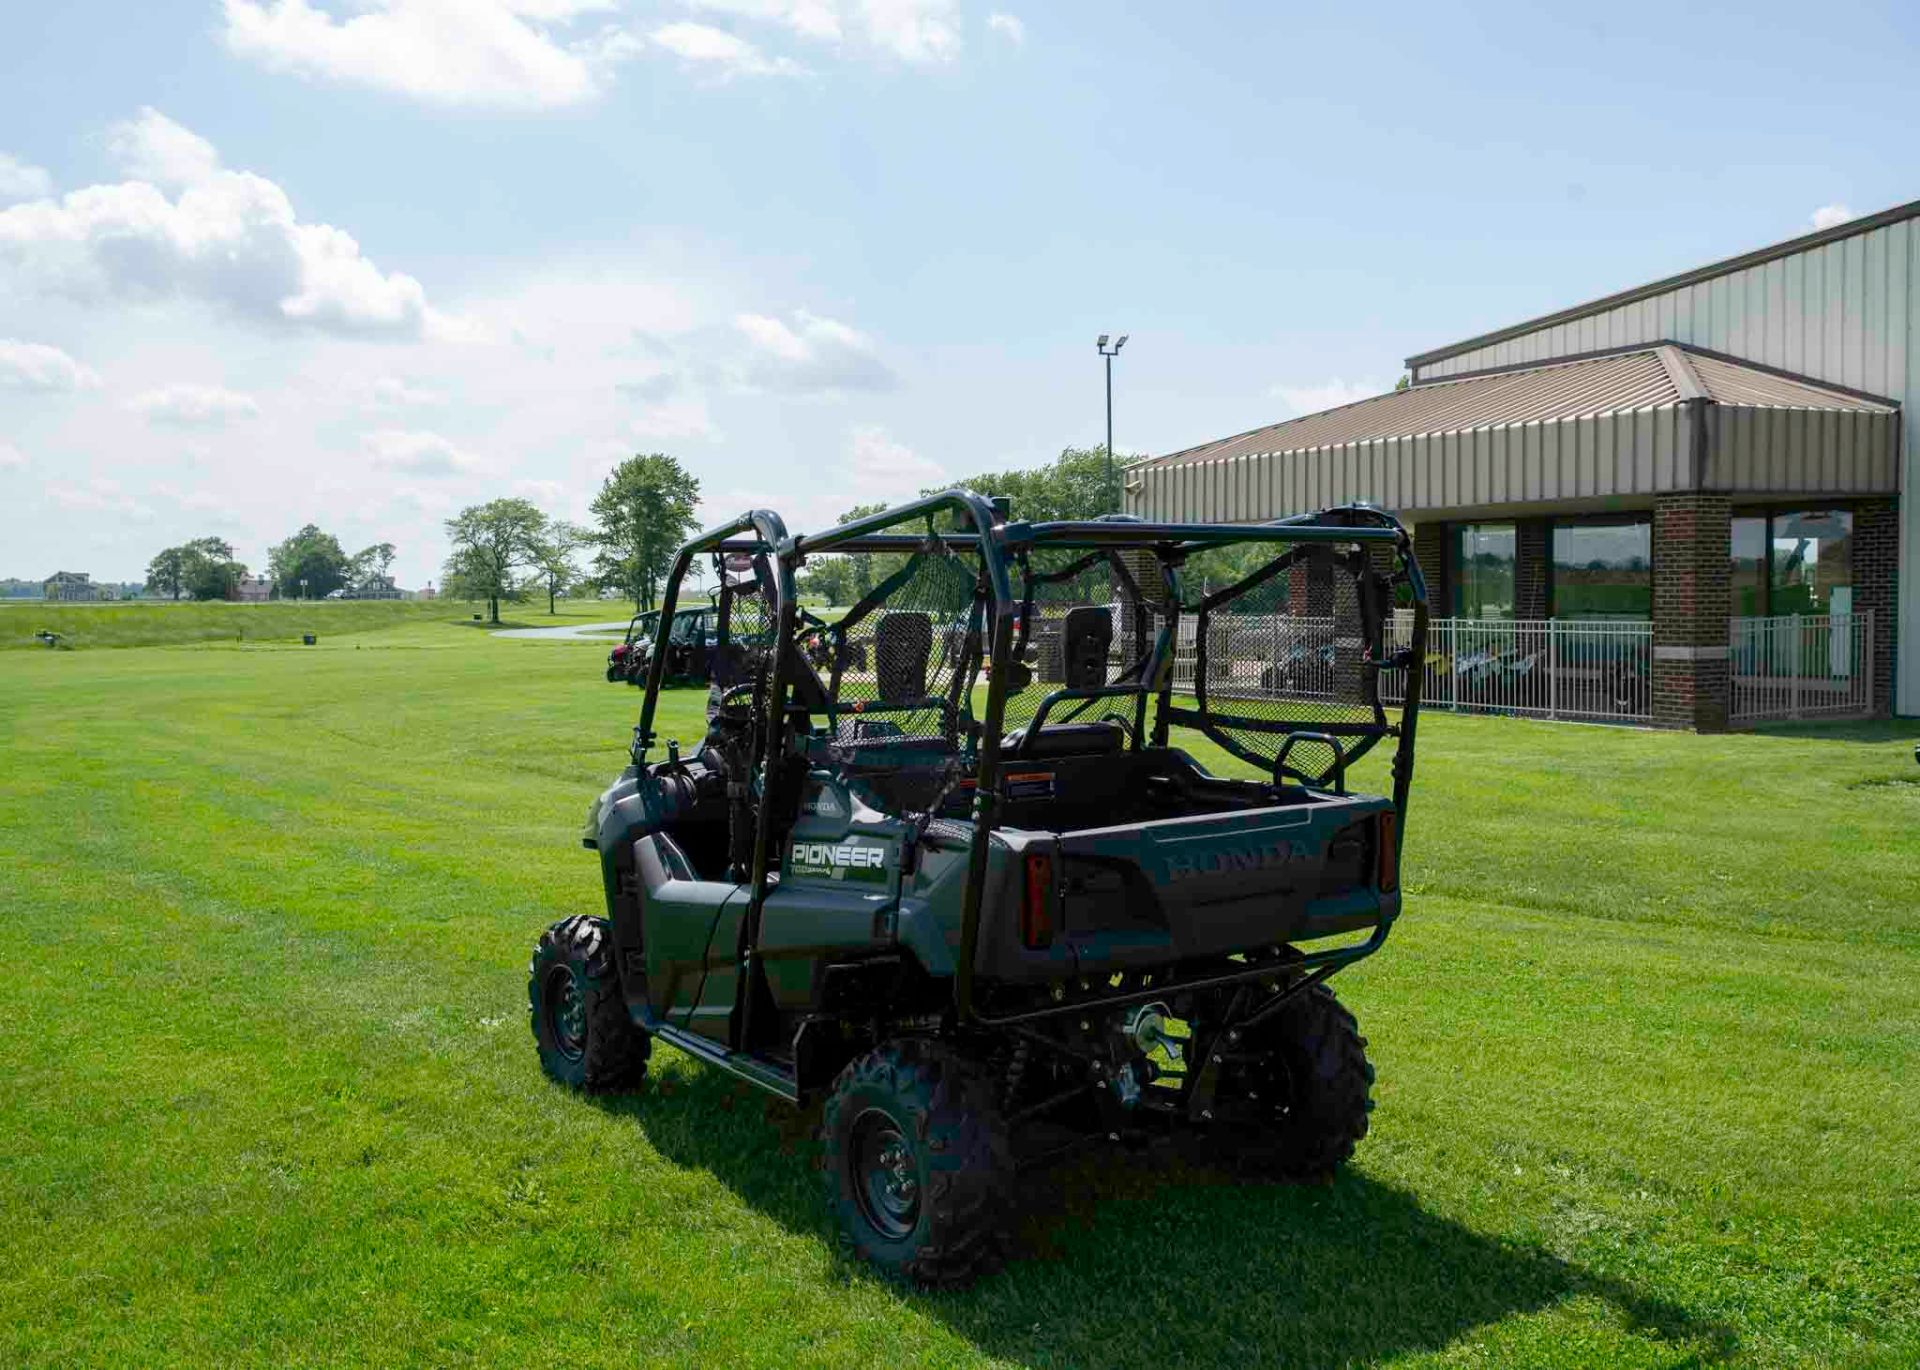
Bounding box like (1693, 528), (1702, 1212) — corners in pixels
(1129, 200), (1916, 729)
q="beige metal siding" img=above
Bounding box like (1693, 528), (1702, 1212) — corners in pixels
(1129, 405), (1701, 518)
(1411, 215), (1917, 711)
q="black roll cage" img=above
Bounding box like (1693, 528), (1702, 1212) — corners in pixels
(629, 494), (1429, 1026)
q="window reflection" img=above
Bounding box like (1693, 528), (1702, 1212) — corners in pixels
(1551, 521), (1650, 618)
(1730, 517), (1767, 616)
(1770, 511), (1853, 615)
(1453, 523), (1515, 618)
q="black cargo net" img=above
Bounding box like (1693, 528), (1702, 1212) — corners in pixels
(794, 543), (987, 813)
(1166, 541), (1391, 787)
(711, 553), (775, 697)
(999, 547), (1163, 738)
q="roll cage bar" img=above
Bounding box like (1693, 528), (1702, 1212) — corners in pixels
(630, 494), (1428, 1025)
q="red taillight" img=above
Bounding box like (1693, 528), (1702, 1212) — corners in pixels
(1022, 852), (1054, 948)
(1377, 811), (1398, 893)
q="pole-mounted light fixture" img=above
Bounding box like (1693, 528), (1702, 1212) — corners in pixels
(1096, 333), (1129, 513)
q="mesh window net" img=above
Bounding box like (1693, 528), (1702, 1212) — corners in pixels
(1166, 540), (1393, 787)
(793, 541), (989, 813)
(997, 547), (1165, 738)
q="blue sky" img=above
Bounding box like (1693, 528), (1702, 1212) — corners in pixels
(2, 0), (1916, 589)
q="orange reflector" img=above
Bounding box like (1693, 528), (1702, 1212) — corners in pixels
(1022, 852), (1054, 948)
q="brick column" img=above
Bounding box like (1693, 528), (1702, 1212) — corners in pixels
(1515, 519), (1551, 619)
(1853, 499), (1899, 717)
(1652, 493), (1731, 731)
(1412, 521), (1448, 615)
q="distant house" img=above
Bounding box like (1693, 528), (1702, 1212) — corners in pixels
(232, 576), (273, 602)
(344, 574), (403, 601)
(44, 571), (102, 602)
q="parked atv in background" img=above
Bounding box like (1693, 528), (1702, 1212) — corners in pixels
(531, 491), (1428, 1287)
(606, 610), (660, 683)
(606, 605), (724, 687)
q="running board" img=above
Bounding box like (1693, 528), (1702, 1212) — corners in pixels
(645, 1019), (801, 1103)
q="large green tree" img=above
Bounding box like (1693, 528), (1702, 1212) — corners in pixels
(935, 444), (1124, 522)
(347, 541), (398, 593)
(146, 537), (245, 601)
(145, 546), (189, 600)
(588, 454), (700, 611)
(268, 525), (351, 599)
(528, 520), (586, 615)
(444, 498), (546, 624)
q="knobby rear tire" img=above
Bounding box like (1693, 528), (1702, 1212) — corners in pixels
(529, 914), (650, 1092)
(820, 1038), (1013, 1289)
(1192, 981), (1375, 1180)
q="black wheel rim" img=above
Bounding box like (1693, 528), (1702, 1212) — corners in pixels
(850, 1108), (920, 1241)
(544, 965), (586, 1061)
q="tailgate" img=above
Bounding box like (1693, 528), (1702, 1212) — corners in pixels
(1052, 796), (1394, 963)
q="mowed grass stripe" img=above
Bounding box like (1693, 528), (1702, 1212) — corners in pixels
(2, 620), (1917, 1367)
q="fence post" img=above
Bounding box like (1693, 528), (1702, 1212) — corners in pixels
(1790, 615), (1802, 719)
(1543, 620), (1552, 720)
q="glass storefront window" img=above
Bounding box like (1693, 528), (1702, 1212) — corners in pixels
(1730, 517), (1767, 616)
(1551, 521), (1651, 618)
(1453, 523), (1515, 618)
(1769, 510), (1853, 615)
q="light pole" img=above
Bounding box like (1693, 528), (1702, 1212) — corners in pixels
(1096, 333), (1128, 513)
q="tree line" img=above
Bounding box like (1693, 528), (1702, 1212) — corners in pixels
(793, 444), (1126, 606)
(136, 444), (1133, 618)
(442, 452), (700, 623)
(144, 529), (399, 601)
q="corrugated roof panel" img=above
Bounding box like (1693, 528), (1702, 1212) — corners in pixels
(1146, 345), (1894, 471)
(1687, 352), (1897, 410)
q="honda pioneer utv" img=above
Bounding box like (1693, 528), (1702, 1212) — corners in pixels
(531, 491), (1428, 1287)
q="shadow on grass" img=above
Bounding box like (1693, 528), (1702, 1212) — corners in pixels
(591, 1068), (1736, 1369)
(1745, 717), (1920, 745)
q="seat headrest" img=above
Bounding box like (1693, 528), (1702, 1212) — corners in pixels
(1002, 721), (1125, 759)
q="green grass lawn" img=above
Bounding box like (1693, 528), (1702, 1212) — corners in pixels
(2, 620), (1917, 1368)
(0, 596), (642, 651)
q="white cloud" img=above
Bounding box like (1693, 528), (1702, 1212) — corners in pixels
(0, 441), (26, 470)
(47, 477), (153, 520)
(856, 0), (960, 61)
(106, 108), (222, 189)
(629, 395), (720, 440)
(0, 339), (103, 392)
(733, 309), (895, 393)
(651, 21), (804, 75)
(1271, 377), (1388, 416)
(364, 427), (485, 476)
(985, 11), (1023, 44)
(849, 422), (943, 489)
(1810, 203), (1855, 232)
(220, 0), (633, 108)
(0, 153), (52, 205)
(689, 0), (958, 62)
(0, 111), (437, 338)
(691, 0), (842, 42)
(155, 482), (242, 520)
(131, 384), (262, 427)
(369, 375), (449, 407)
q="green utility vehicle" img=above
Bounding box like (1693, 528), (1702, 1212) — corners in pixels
(531, 491), (1428, 1286)
(606, 605), (721, 687)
